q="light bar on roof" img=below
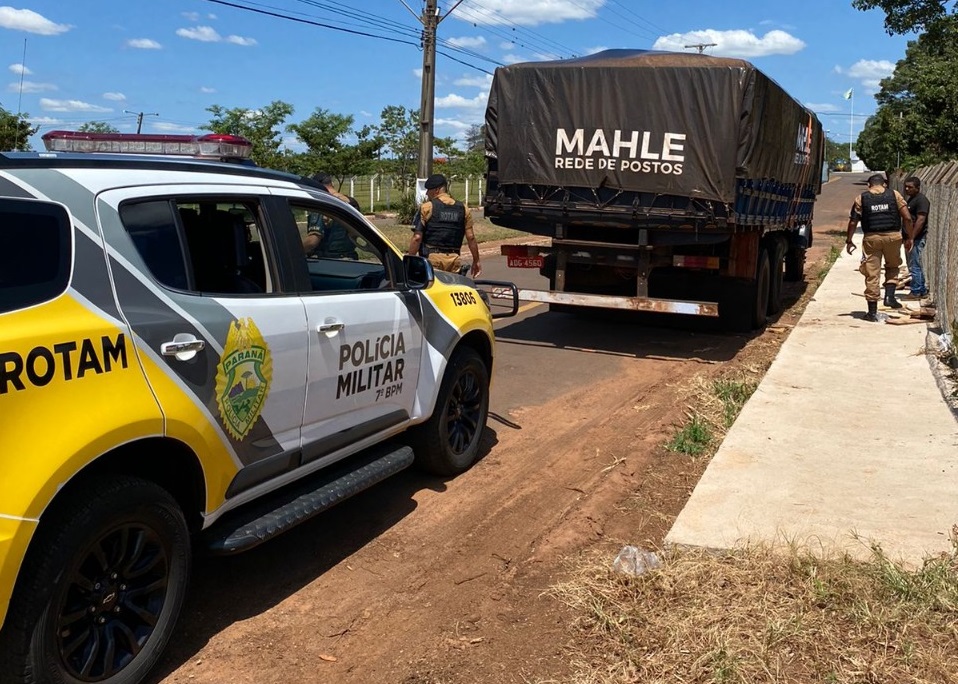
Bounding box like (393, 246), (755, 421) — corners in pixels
(41, 130), (254, 159)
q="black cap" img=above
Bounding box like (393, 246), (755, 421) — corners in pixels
(424, 173), (447, 190)
(867, 173), (887, 186)
(312, 172), (333, 186)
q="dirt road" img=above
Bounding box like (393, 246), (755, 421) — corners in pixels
(156, 175), (862, 684)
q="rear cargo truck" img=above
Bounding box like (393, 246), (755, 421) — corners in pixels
(482, 50), (824, 330)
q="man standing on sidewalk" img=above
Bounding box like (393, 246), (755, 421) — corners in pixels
(902, 176), (930, 301)
(846, 174), (914, 322)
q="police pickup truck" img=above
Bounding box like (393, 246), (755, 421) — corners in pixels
(0, 132), (517, 683)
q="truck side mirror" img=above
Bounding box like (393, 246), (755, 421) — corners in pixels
(403, 254), (434, 289)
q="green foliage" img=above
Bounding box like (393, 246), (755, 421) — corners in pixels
(0, 106), (38, 151)
(666, 414), (712, 456)
(394, 192), (419, 225)
(374, 105), (420, 187)
(77, 121), (120, 133)
(855, 15), (958, 171)
(824, 136), (849, 170)
(285, 108), (383, 182)
(852, 0), (955, 34)
(204, 100), (294, 170)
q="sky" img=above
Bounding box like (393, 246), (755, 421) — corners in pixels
(1, 0), (913, 156)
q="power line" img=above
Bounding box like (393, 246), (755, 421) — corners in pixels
(202, 0), (494, 74)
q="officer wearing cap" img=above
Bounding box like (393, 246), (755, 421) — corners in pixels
(845, 173), (913, 322)
(303, 172), (361, 259)
(408, 173), (482, 277)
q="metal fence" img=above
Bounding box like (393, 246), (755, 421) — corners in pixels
(332, 175), (486, 214)
(892, 164), (958, 336)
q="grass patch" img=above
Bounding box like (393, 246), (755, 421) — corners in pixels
(817, 244), (843, 282)
(666, 371), (759, 458)
(552, 533), (958, 683)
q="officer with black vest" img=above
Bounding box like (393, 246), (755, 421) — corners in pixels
(845, 174), (913, 322)
(408, 173), (482, 277)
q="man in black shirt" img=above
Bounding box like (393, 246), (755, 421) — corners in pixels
(902, 176), (930, 300)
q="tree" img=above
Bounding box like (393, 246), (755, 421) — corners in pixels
(204, 100), (294, 170)
(464, 123), (486, 153)
(373, 105), (420, 188)
(856, 15), (958, 171)
(823, 136), (850, 170)
(852, 0), (956, 34)
(77, 121), (120, 133)
(286, 109), (383, 185)
(0, 107), (38, 151)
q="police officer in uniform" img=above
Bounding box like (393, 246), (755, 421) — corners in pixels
(303, 172), (361, 259)
(407, 173), (482, 277)
(845, 174), (913, 322)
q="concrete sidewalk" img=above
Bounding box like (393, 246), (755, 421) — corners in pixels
(666, 234), (958, 568)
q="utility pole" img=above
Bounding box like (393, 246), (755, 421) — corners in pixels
(684, 43), (717, 54)
(404, 0), (464, 182)
(416, 0), (440, 181)
(124, 110), (159, 134)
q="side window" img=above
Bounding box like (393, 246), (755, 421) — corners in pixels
(120, 198), (274, 295)
(0, 198), (71, 314)
(290, 202), (391, 293)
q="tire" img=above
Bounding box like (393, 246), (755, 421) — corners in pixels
(767, 240), (786, 316)
(0, 476), (191, 684)
(784, 245), (806, 282)
(719, 248), (769, 332)
(410, 346), (490, 476)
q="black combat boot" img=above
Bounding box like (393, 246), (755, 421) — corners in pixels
(883, 283), (902, 309)
(864, 300), (879, 322)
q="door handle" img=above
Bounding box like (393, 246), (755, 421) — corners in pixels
(161, 335), (205, 361)
(317, 322), (345, 334)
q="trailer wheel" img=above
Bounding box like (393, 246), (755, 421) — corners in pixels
(720, 249), (770, 332)
(767, 241), (786, 316)
(784, 245), (806, 282)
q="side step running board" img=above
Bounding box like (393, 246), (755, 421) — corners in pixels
(203, 443), (414, 554)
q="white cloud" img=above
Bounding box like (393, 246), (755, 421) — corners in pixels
(127, 38), (161, 49)
(499, 41), (513, 50)
(435, 92), (488, 110)
(177, 25), (220, 42)
(40, 98), (112, 113)
(435, 118), (474, 131)
(413, 68), (423, 79)
(200, 86), (216, 93)
(652, 29), (805, 58)
(177, 25), (255, 45)
(584, 46), (608, 55)
(8, 80), (56, 93)
(152, 121), (196, 133)
(0, 7), (70, 35)
(447, 35), (486, 48)
(502, 53), (525, 64)
(29, 115), (62, 125)
(225, 34), (256, 46)
(839, 59), (895, 89)
(103, 91), (126, 101)
(452, 0), (603, 27)
(806, 102), (841, 113)
(182, 11), (200, 21)
(360, 110), (372, 117)
(454, 74), (493, 88)
(8, 63), (31, 75)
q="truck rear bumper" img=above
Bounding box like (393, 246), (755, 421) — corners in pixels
(494, 288), (718, 316)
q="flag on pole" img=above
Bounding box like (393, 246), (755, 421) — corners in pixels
(843, 88), (853, 100)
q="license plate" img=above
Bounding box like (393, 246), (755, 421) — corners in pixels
(507, 256), (544, 268)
